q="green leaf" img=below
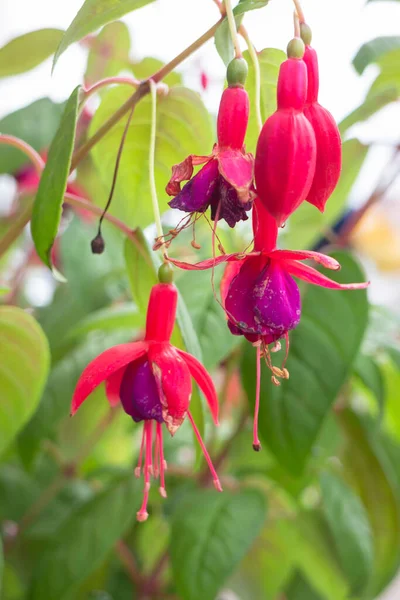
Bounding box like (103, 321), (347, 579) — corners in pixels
(0, 98), (65, 175)
(53, 0), (155, 68)
(285, 571), (322, 600)
(354, 353), (386, 418)
(0, 29), (63, 78)
(31, 86), (80, 274)
(85, 21), (131, 86)
(353, 36), (400, 74)
(30, 474), (140, 600)
(131, 56), (182, 87)
(124, 230), (158, 313)
(320, 471), (374, 595)
(0, 307), (49, 457)
(90, 86), (213, 227)
(284, 140), (369, 249)
(68, 303), (142, 340)
(234, 0), (270, 15)
(242, 251), (369, 474)
(339, 89), (398, 134)
(338, 410), (400, 596)
(170, 489), (267, 600)
(214, 16), (243, 66)
(0, 536), (3, 597)
(244, 47), (285, 154)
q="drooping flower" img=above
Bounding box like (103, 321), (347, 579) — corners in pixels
(163, 58), (255, 245)
(254, 38), (317, 227)
(71, 277), (221, 522)
(168, 198), (369, 450)
(301, 27), (342, 212)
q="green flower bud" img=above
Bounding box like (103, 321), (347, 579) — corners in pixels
(158, 262), (174, 284)
(227, 57), (248, 87)
(287, 37), (305, 59)
(300, 23), (312, 46)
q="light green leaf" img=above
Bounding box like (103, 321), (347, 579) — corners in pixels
(234, 0), (270, 15)
(30, 474), (140, 600)
(320, 472), (374, 595)
(285, 572), (322, 600)
(90, 86), (213, 227)
(68, 303), (142, 340)
(170, 489), (267, 600)
(124, 230), (158, 313)
(53, 0), (155, 68)
(339, 89), (398, 134)
(338, 410), (400, 596)
(354, 353), (386, 419)
(31, 86), (80, 274)
(242, 252), (369, 474)
(353, 36), (400, 74)
(131, 56), (182, 87)
(85, 21), (131, 86)
(0, 29), (63, 78)
(0, 98), (65, 175)
(0, 307), (49, 456)
(244, 47), (285, 154)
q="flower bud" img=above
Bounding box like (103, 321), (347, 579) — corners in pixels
(226, 57), (248, 87)
(217, 86), (249, 150)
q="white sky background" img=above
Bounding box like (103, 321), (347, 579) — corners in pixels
(0, 2), (400, 597)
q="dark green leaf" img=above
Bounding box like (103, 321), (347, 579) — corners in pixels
(0, 465), (41, 521)
(31, 86), (80, 274)
(354, 353), (386, 418)
(242, 251), (369, 474)
(85, 21), (131, 86)
(30, 474), (140, 600)
(53, 0), (156, 68)
(90, 86), (213, 227)
(339, 89), (398, 134)
(68, 303), (142, 340)
(0, 307), (50, 457)
(285, 571), (322, 600)
(338, 410), (400, 596)
(0, 29), (63, 78)
(0, 536), (3, 596)
(320, 471), (374, 595)
(170, 489), (267, 600)
(0, 98), (65, 174)
(353, 36), (400, 74)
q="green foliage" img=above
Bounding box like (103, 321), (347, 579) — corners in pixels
(53, 0), (156, 68)
(85, 21), (131, 86)
(353, 36), (400, 74)
(0, 29), (63, 78)
(170, 489), (267, 600)
(31, 86), (81, 275)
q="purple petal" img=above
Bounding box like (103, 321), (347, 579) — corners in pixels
(119, 360), (163, 423)
(168, 159), (219, 213)
(210, 176), (252, 228)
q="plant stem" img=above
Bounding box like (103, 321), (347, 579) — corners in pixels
(292, 0), (305, 23)
(115, 540), (143, 586)
(0, 134), (45, 173)
(224, 0), (242, 58)
(82, 76), (139, 102)
(69, 17), (224, 171)
(240, 27), (262, 131)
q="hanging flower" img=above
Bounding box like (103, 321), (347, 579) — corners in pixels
(71, 277), (221, 522)
(301, 24), (342, 212)
(163, 58), (255, 247)
(254, 38), (317, 227)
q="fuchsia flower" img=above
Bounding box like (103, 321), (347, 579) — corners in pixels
(71, 280), (221, 522)
(165, 59), (254, 232)
(168, 198), (369, 449)
(303, 42), (342, 211)
(254, 39), (317, 227)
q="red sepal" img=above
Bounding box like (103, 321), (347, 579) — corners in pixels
(217, 86), (249, 150)
(177, 349), (219, 425)
(145, 283), (177, 343)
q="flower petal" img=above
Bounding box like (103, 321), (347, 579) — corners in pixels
(71, 342), (148, 415)
(217, 149), (254, 202)
(120, 359), (163, 422)
(221, 261), (244, 306)
(167, 252), (258, 271)
(270, 249), (341, 270)
(284, 259), (370, 289)
(168, 159), (219, 213)
(166, 154), (211, 196)
(177, 349), (219, 425)
(105, 368), (125, 407)
(148, 343), (192, 435)
(209, 176), (252, 228)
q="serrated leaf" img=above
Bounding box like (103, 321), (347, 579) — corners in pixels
(339, 89), (398, 134)
(338, 410), (400, 596)
(170, 488), (267, 600)
(242, 251), (369, 474)
(30, 474), (140, 600)
(244, 47), (285, 154)
(0, 29), (63, 78)
(284, 140), (369, 250)
(85, 21), (131, 86)
(53, 0), (155, 68)
(354, 353), (386, 419)
(353, 36), (400, 74)
(90, 86), (213, 227)
(31, 86), (80, 273)
(0, 307), (49, 457)
(320, 472), (374, 595)
(0, 98), (65, 175)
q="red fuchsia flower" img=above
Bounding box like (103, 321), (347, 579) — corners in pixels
(71, 277), (221, 522)
(254, 38), (317, 227)
(164, 58), (254, 242)
(301, 24), (342, 212)
(168, 198), (369, 450)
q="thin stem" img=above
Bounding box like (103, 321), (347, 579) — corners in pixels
(292, 0), (305, 23)
(115, 540), (143, 586)
(82, 76), (139, 103)
(293, 10), (300, 38)
(0, 134), (45, 173)
(253, 344), (261, 450)
(224, 0), (242, 58)
(70, 17), (223, 171)
(240, 27), (262, 131)
(148, 80), (166, 257)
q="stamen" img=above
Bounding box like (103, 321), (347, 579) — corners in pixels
(187, 410), (222, 492)
(135, 425), (146, 478)
(191, 219), (201, 250)
(271, 375), (281, 386)
(253, 345), (262, 452)
(136, 420), (153, 522)
(157, 422), (167, 498)
(153, 426), (160, 478)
